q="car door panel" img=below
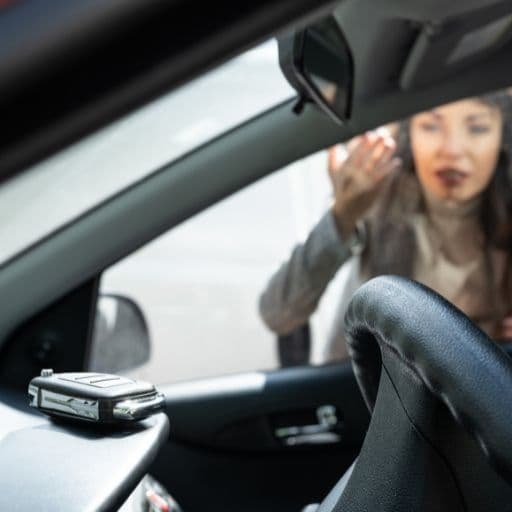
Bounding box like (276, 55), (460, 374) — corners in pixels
(151, 362), (369, 511)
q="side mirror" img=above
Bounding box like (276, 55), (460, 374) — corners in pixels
(278, 15), (353, 124)
(88, 294), (150, 373)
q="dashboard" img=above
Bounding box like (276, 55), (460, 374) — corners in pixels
(0, 391), (169, 511)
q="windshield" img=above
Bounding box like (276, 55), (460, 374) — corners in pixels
(0, 40), (294, 266)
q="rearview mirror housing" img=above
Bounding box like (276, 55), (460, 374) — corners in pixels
(278, 15), (354, 125)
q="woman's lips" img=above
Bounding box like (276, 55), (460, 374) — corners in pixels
(435, 168), (468, 187)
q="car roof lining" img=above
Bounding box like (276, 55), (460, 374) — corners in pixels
(3, 0), (512, 345)
(1, 0), (506, 182)
(0, 0), (338, 183)
(338, 0), (512, 115)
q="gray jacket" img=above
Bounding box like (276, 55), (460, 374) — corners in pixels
(259, 211), (363, 361)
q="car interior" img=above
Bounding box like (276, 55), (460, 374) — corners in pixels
(2, 0), (512, 511)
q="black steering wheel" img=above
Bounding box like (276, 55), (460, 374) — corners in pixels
(318, 276), (512, 512)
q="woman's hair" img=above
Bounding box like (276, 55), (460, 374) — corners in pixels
(362, 89), (512, 330)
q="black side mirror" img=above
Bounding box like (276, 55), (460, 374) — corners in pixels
(278, 15), (353, 125)
(88, 294), (150, 373)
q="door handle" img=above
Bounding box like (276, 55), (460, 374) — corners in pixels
(274, 405), (342, 446)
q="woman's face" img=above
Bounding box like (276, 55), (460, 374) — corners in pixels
(410, 98), (503, 205)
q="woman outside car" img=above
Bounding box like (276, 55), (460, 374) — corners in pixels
(259, 90), (512, 361)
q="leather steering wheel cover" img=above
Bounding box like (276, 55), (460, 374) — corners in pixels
(344, 275), (512, 482)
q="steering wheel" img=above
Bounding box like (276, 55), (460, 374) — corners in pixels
(317, 276), (512, 512)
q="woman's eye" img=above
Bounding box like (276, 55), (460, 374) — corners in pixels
(468, 124), (491, 134)
(419, 122), (439, 132)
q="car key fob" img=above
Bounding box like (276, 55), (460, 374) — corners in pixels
(28, 369), (165, 424)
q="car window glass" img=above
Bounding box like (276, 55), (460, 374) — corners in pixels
(101, 87), (512, 384)
(0, 40), (293, 266)
(95, 152), (333, 384)
(90, 87), (512, 384)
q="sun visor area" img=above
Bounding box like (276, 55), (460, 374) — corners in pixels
(400, 1), (512, 90)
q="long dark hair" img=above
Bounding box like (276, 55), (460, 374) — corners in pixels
(363, 90), (512, 318)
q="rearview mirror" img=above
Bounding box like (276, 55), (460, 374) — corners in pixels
(278, 16), (353, 124)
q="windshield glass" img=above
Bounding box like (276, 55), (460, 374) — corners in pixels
(0, 40), (294, 266)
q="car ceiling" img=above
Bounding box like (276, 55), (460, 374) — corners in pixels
(0, 0), (338, 182)
(2, 0), (512, 349)
(338, 0), (512, 121)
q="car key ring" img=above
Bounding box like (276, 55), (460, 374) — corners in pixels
(28, 369), (165, 424)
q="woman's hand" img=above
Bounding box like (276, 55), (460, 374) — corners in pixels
(328, 130), (400, 239)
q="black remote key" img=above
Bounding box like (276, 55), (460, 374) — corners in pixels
(28, 369), (165, 424)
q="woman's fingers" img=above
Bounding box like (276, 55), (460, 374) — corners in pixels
(358, 133), (384, 171)
(332, 130), (395, 173)
(360, 134), (396, 173)
(329, 129), (398, 195)
(344, 134), (371, 169)
(329, 128), (399, 234)
(327, 146), (340, 182)
(373, 157), (402, 182)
